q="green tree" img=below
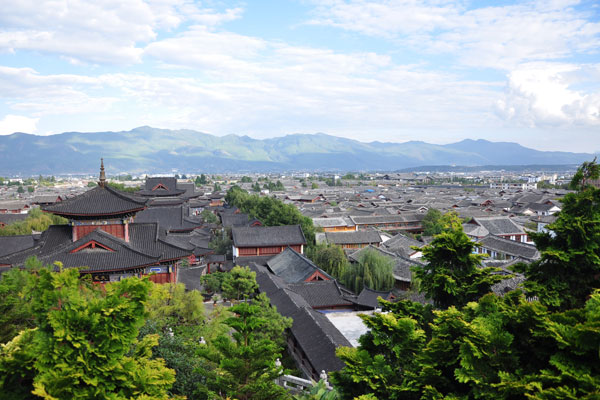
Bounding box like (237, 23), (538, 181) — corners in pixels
(294, 380), (339, 400)
(107, 181), (140, 193)
(341, 248), (394, 293)
(201, 209), (218, 224)
(201, 271), (227, 294)
(334, 291), (600, 400)
(311, 182), (319, 189)
(195, 174), (208, 185)
(144, 282), (205, 333)
(0, 208), (68, 236)
(222, 266), (259, 301)
(87, 181), (97, 187)
(209, 229), (233, 258)
(413, 214), (506, 309)
(306, 243), (349, 279)
(0, 259), (40, 343)
(196, 302), (289, 400)
(140, 282), (208, 399)
(569, 156), (599, 190)
(213, 182), (222, 192)
(251, 292), (292, 348)
(513, 182), (600, 310)
(17, 185), (24, 194)
(421, 208), (443, 236)
(225, 186), (316, 244)
(240, 176), (252, 183)
(0, 267), (176, 399)
(27, 186), (34, 193)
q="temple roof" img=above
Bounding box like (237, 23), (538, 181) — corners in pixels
(0, 223), (192, 271)
(43, 185), (147, 217)
(137, 177), (186, 197)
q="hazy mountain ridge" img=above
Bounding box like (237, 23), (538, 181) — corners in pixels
(0, 127), (593, 174)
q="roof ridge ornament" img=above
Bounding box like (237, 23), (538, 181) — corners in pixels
(98, 158), (106, 188)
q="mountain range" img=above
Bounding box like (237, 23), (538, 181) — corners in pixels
(0, 126), (593, 175)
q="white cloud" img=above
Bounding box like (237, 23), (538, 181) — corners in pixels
(496, 63), (600, 127)
(0, 114), (39, 135)
(0, 66), (118, 116)
(308, 0), (600, 69)
(0, 0), (244, 64)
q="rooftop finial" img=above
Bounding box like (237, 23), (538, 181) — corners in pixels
(98, 158), (106, 188)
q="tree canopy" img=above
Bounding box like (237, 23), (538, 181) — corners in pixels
(197, 302), (289, 400)
(341, 248), (395, 293)
(225, 186), (316, 244)
(0, 208), (67, 236)
(414, 214), (506, 309)
(0, 267), (176, 399)
(514, 171), (600, 310)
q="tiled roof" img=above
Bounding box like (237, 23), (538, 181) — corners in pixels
(251, 264), (350, 374)
(288, 280), (353, 309)
(138, 177), (185, 197)
(0, 213), (28, 225)
(0, 223), (192, 271)
(355, 287), (394, 309)
(476, 235), (540, 260)
(267, 247), (332, 283)
(232, 225), (306, 247)
(382, 233), (424, 257)
(135, 206), (203, 231)
(0, 235), (37, 258)
(43, 185), (147, 217)
(468, 216), (525, 236)
(350, 213), (424, 224)
(325, 230), (381, 245)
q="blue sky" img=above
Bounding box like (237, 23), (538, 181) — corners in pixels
(0, 0), (598, 152)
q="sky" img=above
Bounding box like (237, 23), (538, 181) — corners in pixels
(0, 0), (598, 152)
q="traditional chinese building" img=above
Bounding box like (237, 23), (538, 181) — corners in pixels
(232, 225), (306, 259)
(0, 160), (192, 284)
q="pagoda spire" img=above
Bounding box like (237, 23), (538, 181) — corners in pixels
(98, 158), (106, 188)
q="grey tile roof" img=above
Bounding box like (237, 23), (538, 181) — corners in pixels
(350, 213), (424, 225)
(0, 213), (28, 225)
(220, 212), (251, 228)
(43, 185), (147, 217)
(355, 287), (395, 309)
(468, 216), (525, 236)
(325, 230), (382, 245)
(138, 177), (185, 197)
(288, 280), (353, 308)
(312, 217), (355, 229)
(0, 223), (192, 271)
(382, 233), (424, 257)
(232, 225), (306, 247)
(476, 235), (540, 260)
(0, 235), (37, 258)
(250, 264), (351, 374)
(267, 247), (332, 283)
(135, 206), (203, 231)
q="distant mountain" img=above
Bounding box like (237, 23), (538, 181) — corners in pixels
(0, 127), (594, 175)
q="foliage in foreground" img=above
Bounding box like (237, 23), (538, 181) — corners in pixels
(333, 291), (600, 400)
(0, 267), (176, 399)
(513, 184), (600, 311)
(197, 302), (290, 400)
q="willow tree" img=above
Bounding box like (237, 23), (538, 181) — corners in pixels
(342, 248), (394, 293)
